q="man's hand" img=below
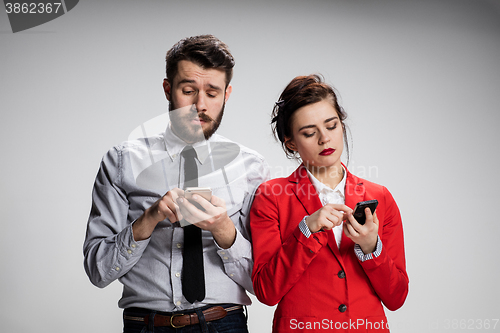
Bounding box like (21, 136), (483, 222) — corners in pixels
(132, 188), (184, 241)
(176, 194), (236, 249)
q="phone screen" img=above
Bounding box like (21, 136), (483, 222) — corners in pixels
(353, 199), (378, 225)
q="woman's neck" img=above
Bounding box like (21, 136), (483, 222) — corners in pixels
(307, 163), (344, 189)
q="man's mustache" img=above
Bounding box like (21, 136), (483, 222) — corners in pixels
(198, 112), (214, 123)
(187, 105), (215, 124)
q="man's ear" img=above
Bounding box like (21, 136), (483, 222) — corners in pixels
(285, 137), (297, 151)
(163, 79), (171, 101)
(224, 84), (232, 103)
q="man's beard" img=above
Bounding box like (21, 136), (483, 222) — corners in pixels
(169, 100), (224, 143)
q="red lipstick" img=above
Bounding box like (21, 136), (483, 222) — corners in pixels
(319, 148), (335, 156)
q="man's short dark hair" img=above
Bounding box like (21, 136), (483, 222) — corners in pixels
(166, 35), (235, 87)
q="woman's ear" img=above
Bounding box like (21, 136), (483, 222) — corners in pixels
(285, 137), (297, 151)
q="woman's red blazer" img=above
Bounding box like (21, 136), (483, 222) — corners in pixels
(250, 165), (409, 332)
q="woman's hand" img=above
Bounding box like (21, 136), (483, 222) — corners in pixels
(306, 204), (352, 233)
(343, 207), (379, 254)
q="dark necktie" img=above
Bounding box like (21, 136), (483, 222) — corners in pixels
(181, 145), (205, 303)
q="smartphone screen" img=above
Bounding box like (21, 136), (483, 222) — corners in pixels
(353, 199), (378, 225)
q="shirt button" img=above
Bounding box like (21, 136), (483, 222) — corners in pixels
(220, 251), (225, 255)
(175, 272), (180, 278)
(337, 270), (346, 279)
(131, 244), (136, 248)
(223, 256), (229, 260)
(230, 274), (234, 277)
(115, 267), (120, 271)
(176, 243), (182, 249)
(176, 301), (181, 306)
(127, 250), (132, 254)
(338, 304), (347, 313)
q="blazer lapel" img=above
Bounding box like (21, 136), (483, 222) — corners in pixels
(287, 165), (322, 216)
(288, 165), (343, 262)
(340, 169), (366, 256)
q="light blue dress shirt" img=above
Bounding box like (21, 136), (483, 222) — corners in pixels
(83, 125), (270, 311)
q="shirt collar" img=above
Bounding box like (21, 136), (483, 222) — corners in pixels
(306, 166), (346, 198)
(163, 124), (210, 164)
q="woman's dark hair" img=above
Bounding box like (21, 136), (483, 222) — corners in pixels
(165, 35), (235, 87)
(271, 74), (350, 162)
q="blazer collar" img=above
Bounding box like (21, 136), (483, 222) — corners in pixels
(287, 163), (366, 208)
(344, 167), (366, 210)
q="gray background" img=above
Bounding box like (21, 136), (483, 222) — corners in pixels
(1, 0), (499, 332)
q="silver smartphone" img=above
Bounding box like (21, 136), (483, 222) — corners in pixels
(180, 187), (213, 227)
(184, 187), (212, 201)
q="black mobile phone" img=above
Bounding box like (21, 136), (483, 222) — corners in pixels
(353, 199), (378, 225)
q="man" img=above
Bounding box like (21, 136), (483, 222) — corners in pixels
(84, 35), (269, 333)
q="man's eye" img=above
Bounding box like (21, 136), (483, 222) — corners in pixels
(183, 90), (194, 95)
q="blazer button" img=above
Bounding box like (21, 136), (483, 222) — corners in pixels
(338, 304), (347, 313)
(337, 270), (346, 279)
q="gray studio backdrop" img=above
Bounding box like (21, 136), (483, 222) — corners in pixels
(1, 0), (499, 332)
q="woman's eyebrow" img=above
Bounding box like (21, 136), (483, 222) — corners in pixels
(298, 116), (339, 131)
(298, 124), (316, 131)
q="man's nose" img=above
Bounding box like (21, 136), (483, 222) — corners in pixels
(195, 93), (207, 112)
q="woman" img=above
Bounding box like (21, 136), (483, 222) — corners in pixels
(250, 75), (408, 332)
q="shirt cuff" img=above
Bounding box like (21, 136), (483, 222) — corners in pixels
(354, 236), (383, 262)
(215, 228), (251, 263)
(122, 224), (149, 254)
(298, 216), (312, 238)
(111, 223), (149, 274)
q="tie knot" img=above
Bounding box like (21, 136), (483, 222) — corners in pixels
(181, 145), (197, 160)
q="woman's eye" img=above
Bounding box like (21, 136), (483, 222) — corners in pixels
(327, 124), (338, 130)
(303, 132), (314, 138)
